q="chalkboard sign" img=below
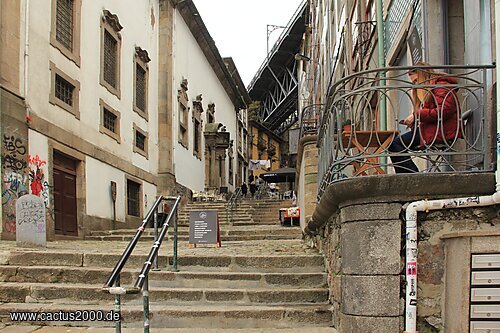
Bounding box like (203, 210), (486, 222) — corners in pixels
(189, 210), (221, 247)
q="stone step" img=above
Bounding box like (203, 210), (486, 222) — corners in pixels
(0, 266), (326, 289)
(85, 234), (301, 242)
(5, 252), (325, 273)
(0, 282), (329, 305)
(91, 225), (298, 237)
(0, 326), (339, 333)
(0, 303), (333, 328)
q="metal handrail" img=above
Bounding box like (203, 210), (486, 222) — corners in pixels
(226, 187), (242, 224)
(102, 195), (181, 333)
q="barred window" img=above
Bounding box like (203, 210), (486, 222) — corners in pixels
(49, 62), (80, 118)
(135, 64), (146, 112)
(127, 179), (141, 217)
(135, 130), (146, 152)
(103, 30), (117, 88)
(55, 0), (74, 51)
(103, 108), (117, 133)
(55, 74), (74, 106)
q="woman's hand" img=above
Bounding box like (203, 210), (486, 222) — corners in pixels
(403, 114), (414, 127)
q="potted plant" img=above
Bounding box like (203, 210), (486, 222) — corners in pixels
(342, 119), (352, 133)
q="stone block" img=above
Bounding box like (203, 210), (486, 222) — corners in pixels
(341, 220), (401, 274)
(340, 313), (400, 333)
(340, 203), (402, 223)
(341, 275), (401, 316)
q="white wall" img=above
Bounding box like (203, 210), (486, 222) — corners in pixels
(172, 10), (237, 192)
(25, 0), (159, 223)
(85, 157), (157, 222)
(27, 0), (159, 174)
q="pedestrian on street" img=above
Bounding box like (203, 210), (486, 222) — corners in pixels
(241, 182), (248, 198)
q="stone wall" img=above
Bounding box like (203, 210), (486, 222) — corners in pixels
(307, 173), (499, 333)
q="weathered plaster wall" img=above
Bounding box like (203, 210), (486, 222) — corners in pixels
(297, 136), (318, 230)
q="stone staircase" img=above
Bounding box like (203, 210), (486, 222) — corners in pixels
(0, 199), (336, 332)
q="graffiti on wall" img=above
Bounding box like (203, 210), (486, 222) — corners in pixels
(2, 132), (29, 234)
(28, 154), (49, 207)
(3, 134), (27, 172)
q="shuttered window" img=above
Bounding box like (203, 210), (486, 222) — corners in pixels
(103, 108), (117, 133)
(135, 64), (146, 112)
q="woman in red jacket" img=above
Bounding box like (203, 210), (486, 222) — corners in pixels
(389, 63), (461, 173)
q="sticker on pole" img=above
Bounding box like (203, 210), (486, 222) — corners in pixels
(407, 261), (417, 276)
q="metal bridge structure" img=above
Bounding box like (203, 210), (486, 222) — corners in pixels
(247, 1), (307, 136)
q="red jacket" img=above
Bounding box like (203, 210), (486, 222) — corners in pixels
(416, 76), (461, 145)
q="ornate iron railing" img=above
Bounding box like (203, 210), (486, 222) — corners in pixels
(299, 104), (323, 138)
(317, 65), (495, 198)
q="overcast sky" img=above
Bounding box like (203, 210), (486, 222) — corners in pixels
(192, 0), (304, 87)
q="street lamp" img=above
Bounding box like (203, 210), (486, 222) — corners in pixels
(266, 24), (286, 58)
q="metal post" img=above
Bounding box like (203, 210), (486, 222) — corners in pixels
(114, 274), (121, 333)
(376, 0), (386, 130)
(143, 275), (150, 333)
(152, 210), (159, 271)
(172, 207), (179, 272)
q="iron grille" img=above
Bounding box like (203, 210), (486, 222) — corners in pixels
(135, 64), (146, 111)
(135, 130), (146, 152)
(55, 74), (74, 106)
(103, 108), (117, 133)
(103, 30), (117, 88)
(127, 180), (140, 217)
(56, 0), (74, 51)
(385, 0), (422, 55)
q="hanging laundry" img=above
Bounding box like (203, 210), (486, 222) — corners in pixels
(264, 160), (271, 169)
(249, 160), (261, 170)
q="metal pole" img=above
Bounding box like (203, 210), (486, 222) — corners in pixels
(376, 0), (386, 130)
(152, 210), (159, 271)
(172, 206), (179, 272)
(114, 274), (121, 333)
(143, 275), (149, 333)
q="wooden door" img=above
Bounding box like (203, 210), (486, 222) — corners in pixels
(53, 152), (78, 236)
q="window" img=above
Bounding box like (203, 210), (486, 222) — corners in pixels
(134, 47), (150, 120)
(99, 99), (120, 142)
(177, 79), (189, 148)
(50, 0), (81, 65)
(49, 62), (80, 118)
(55, 74), (74, 106)
(100, 10), (122, 98)
(126, 179), (141, 217)
(133, 124), (148, 159)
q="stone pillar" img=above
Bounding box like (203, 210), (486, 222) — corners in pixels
(210, 145), (216, 189)
(157, 0), (176, 195)
(338, 203), (403, 333)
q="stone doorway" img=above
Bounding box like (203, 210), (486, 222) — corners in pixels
(53, 152), (78, 236)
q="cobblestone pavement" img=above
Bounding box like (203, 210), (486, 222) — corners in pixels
(0, 238), (318, 257)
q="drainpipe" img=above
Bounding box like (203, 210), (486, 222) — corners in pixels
(403, 3), (500, 330)
(23, 0), (30, 111)
(375, 0), (386, 130)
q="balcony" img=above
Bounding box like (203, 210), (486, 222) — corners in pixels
(317, 65), (496, 197)
(299, 104), (324, 138)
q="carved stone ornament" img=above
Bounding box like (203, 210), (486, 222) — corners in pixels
(102, 10), (123, 32)
(207, 102), (215, 114)
(135, 47), (151, 63)
(193, 94), (204, 114)
(177, 79), (188, 103)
